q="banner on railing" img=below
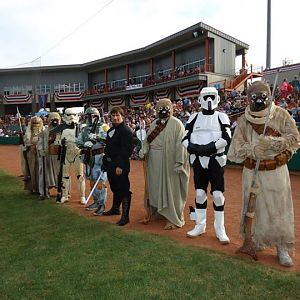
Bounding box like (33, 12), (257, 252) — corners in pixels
(92, 99), (105, 109)
(108, 96), (124, 107)
(3, 94), (32, 104)
(126, 84), (143, 90)
(176, 83), (203, 99)
(54, 91), (84, 102)
(154, 89), (171, 100)
(130, 93), (149, 106)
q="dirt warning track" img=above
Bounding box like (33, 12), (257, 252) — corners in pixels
(1, 145), (299, 271)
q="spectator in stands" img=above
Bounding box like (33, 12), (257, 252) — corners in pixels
(281, 78), (288, 98)
(230, 89), (238, 99)
(294, 109), (300, 124)
(287, 82), (293, 97)
(291, 76), (299, 98)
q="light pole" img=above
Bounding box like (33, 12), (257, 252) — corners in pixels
(266, 0), (271, 69)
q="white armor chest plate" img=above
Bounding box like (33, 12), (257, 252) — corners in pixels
(190, 113), (221, 145)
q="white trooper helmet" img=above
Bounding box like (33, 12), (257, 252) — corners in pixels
(198, 87), (220, 110)
(63, 107), (79, 125)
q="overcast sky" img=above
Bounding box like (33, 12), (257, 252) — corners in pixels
(0, 0), (298, 70)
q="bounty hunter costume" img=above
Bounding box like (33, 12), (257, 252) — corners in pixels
(228, 81), (300, 267)
(182, 87), (231, 244)
(76, 107), (109, 216)
(54, 108), (86, 204)
(23, 116), (44, 194)
(37, 112), (61, 199)
(141, 98), (189, 229)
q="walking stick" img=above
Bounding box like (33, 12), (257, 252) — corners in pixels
(17, 106), (31, 180)
(236, 69), (280, 260)
(136, 118), (151, 224)
(42, 130), (47, 198)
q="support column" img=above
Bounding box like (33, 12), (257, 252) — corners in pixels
(104, 69), (109, 92)
(150, 58), (154, 80)
(50, 93), (56, 112)
(31, 95), (37, 114)
(172, 50), (176, 79)
(242, 50), (247, 70)
(126, 64), (129, 84)
(205, 37), (210, 72)
(0, 101), (5, 116)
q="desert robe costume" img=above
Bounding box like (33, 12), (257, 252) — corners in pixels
(23, 121), (44, 193)
(227, 103), (300, 250)
(144, 116), (190, 227)
(37, 127), (60, 196)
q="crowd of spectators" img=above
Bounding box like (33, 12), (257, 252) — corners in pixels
(1, 87), (299, 141)
(85, 64), (204, 95)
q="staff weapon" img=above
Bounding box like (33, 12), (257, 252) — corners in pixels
(136, 115), (150, 224)
(41, 129), (47, 198)
(16, 106), (31, 180)
(83, 115), (99, 172)
(236, 69), (280, 260)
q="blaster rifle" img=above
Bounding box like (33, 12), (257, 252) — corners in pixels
(236, 69), (280, 260)
(56, 138), (67, 203)
(83, 115), (99, 166)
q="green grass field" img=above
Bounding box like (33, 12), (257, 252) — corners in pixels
(0, 170), (299, 300)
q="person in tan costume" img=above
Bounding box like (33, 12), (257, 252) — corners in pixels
(22, 116), (44, 194)
(37, 112), (61, 199)
(228, 81), (300, 267)
(140, 98), (190, 230)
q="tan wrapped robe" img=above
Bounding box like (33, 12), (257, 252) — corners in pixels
(143, 116), (190, 227)
(228, 104), (300, 250)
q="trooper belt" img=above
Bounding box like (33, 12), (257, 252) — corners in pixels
(81, 148), (104, 156)
(244, 150), (291, 171)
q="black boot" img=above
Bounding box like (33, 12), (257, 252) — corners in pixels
(93, 204), (105, 216)
(103, 195), (121, 216)
(116, 196), (131, 226)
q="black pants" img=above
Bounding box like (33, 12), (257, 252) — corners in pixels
(192, 157), (224, 194)
(107, 164), (131, 199)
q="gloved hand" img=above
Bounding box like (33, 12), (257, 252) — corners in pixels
(88, 133), (97, 140)
(84, 141), (93, 148)
(254, 135), (287, 158)
(187, 143), (200, 155)
(253, 135), (269, 159)
(267, 136), (287, 153)
(174, 163), (185, 174)
(138, 149), (144, 159)
(21, 145), (28, 152)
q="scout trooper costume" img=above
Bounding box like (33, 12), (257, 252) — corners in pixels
(57, 108), (85, 204)
(182, 87), (231, 244)
(76, 107), (108, 216)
